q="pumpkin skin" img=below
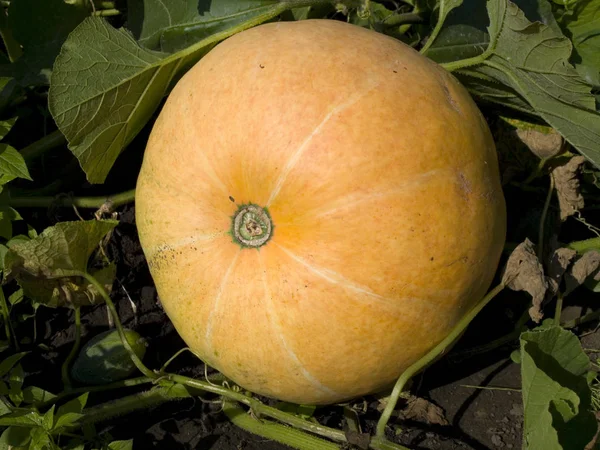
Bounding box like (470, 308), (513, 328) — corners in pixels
(135, 19), (506, 405)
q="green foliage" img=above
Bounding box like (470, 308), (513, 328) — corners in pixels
(128, 0), (284, 52)
(520, 325), (597, 449)
(4, 220), (117, 308)
(561, 0), (600, 86)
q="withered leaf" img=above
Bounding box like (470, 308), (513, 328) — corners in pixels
(565, 251), (600, 296)
(552, 156), (586, 221)
(398, 395), (449, 426)
(516, 127), (563, 160)
(546, 247), (577, 296)
(502, 239), (549, 323)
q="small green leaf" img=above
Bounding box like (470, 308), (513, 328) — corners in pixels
(54, 393), (88, 430)
(157, 380), (192, 398)
(22, 386), (55, 405)
(42, 405), (54, 431)
(0, 352), (27, 377)
(0, 144), (31, 182)
(29, 426), (51, 450)
(520, 326), (596, 449)
(0, 426), (31, 448)
(8, 363), (24, 406)
(8, 288), (23, 306)
(0, 117), (16, 141)
(107, 440), (133, 450)
(0, 206), (22, 240)
(0, 409), (42, 427)
(4, 220), (117, 308)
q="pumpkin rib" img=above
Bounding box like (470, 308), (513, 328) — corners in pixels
(204, 251), (241, 348)
(274, 243), (436, 312)
(257, 253), (341, 397)
(265, 81), (379, 208)
(144, 231), (228, 261)
(282, 167), (443, 224)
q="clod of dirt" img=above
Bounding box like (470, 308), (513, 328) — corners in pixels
(565, 251), (600, 295)
(551, 155), (587, 221)
(502, 239), (548, 323)
(515, 127), (563, 160)
(397, 395), (449, 426)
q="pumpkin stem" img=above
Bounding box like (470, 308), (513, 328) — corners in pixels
(231, 204), (273, 248)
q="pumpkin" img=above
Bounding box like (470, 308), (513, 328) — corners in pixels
(135, 19), (506, 405)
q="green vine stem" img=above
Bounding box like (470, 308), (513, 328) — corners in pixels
(75, 386), (184, 427)
(92, 8), (120, 16)
(554, 291), (564, 323)
(449, 308), (530, 363)
(20, 130), (67, 162)
(567, 237), (600, 254)
(35, 376), (152, 411)
(223, 399), (341, 450)
(7, 188), (136, 209)
(170, 374), (406, 450)
(61, 306), (81, 389)
(538, 175), (555, 261)
(563, 310), (600, 330)
(158, 347), (197, 373)
(375, 282), (506, 438)
(0, 287), (15, 350)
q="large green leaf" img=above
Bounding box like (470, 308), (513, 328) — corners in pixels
(562, 0), (600, 85)
(49, 2), (317, 183)
(128, 0), (282, 53)
(4, 220), (117, 308)
(435, 0), (600, 167)
(473, 0), (600, 166)
(520, 326), (596, 450)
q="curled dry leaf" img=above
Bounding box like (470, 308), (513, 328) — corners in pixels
(551, 156), (587, 221)
(502, 239), (548, 323)
(515, 127), (563, 160)
(397, 395), (449, 426)
(546, 247), (577, 297)
(565, 251), (600, 296)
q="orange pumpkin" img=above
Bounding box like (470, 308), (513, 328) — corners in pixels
(135, 19), (506, 405)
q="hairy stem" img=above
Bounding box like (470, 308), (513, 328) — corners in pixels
(20, 130), (67, 161)
(36, 376), (152, 411)
(375, 282), (506, 438)
(567, 237), (600, 254)
(61, 306), (81, 389)
(563, 310), (600, 329)
(223, 400), (341, 450)
(93, 8), (120, 16)
(7, 188), (136, 209)
(538, 175), (555, 261)
(169, 374), (406, 450)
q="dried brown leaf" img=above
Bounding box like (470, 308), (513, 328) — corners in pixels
(516, 128), (563, 159)
(502, 239), (548, 323)
(546, 247), (577, 295)
(565, 251), (600, 295)
(552, 156), (587, 221)
(398, 395), (449, 426)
